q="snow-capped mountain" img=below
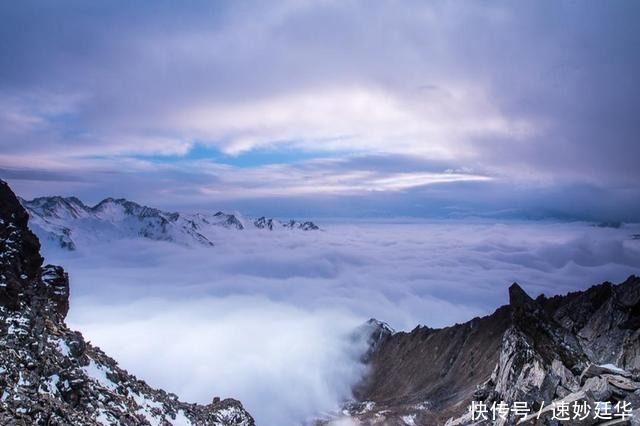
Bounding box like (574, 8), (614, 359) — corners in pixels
(19, 196), (319, 250)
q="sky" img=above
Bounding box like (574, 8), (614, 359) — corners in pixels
(1, 1), (639, 219)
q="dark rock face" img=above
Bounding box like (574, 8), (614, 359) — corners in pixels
(40, 264), (70, 317)
(549, 277), (640, 372)
(360, 319), (395, 363)
(0, 180), (255, 426)
(348, 306), (512, 425)
(508, 283), (534, 307)
(335, 278), (640, 425)
(254, 217), (276, 230)
(0, 181), (44, 310)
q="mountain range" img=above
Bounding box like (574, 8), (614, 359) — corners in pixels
(19, 196), (319, 250)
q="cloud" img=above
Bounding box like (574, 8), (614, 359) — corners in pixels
(70, 296), (368, 426)
(194, 159), (492, 198)
(1, 1), (639, 213)
(325, 417), (360, 426)
(40, 220), (640, 425)
(4, 153), (494, 207)
(170, 86), (533, 157)
(9, 162), (640, 223)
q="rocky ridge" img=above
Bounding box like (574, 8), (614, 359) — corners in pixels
(20, 196), (320, 250)
(320, 278), (640, 425)
(0, 180), (256, 426)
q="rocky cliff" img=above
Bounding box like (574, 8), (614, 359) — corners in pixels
(0, 180), (255, 426)
(327, 278), (640, 425)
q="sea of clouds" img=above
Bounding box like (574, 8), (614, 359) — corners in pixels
(40, 220), (640, 426)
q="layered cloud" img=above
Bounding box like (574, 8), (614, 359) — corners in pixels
(42, 220), (640, 425)
(170, 86), (533, 157)
(1, 1), (639, 218)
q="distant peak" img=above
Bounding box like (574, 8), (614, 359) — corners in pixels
(26, 195), (86, 206)
(95, 197), (128, 205)
(93, 197), (115, 206)
(92, 197), (147, 212)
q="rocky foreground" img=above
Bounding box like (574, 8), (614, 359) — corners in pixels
(319, 277), (640, 425)
(0, 180), (255, 426)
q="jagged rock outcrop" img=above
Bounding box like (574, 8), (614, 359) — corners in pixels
(327, 279), (640, 425)
(254, 217), (319, 231)
(282, 220), (320, 231)
(360, 319), (395, 364)
(19, 196), (319, 250)
(0, 180), (255, 426)
(212, 212), (245, 230)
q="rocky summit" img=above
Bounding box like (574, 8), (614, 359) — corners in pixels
(0, 180), (255, 426)
(319, 279), (640, 425)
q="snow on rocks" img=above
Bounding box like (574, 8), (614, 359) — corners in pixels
(20, 195), (320, 250)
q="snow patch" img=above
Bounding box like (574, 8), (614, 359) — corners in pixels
(130, 389), (165, 426)
(56, 339), (71, 356)
(598, 363), (628, 375)
(82, 359), (118, 391)
(402, 414), (417, 426)
(95, 409), (115, 426)
(170, 410), (194, 426)
(39, 374), (60, 396)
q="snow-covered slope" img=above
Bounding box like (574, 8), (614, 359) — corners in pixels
(19, 196), (319, 250)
